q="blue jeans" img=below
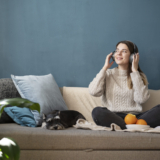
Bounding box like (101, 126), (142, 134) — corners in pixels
(92, 104), (160, 129)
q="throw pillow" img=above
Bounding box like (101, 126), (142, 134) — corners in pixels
(0, 78), (21, 100)
(11, 74), (68, 118)
(4, 106), (37, 127)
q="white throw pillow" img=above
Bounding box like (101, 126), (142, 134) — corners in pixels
(11, 74), (68, 117)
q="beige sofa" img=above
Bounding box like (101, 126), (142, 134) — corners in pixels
(1, 85), (160, 160)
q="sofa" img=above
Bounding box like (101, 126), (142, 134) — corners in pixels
(0, 78), (160, 160)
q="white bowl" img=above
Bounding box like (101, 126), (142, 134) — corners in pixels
(126, 124), (150, 129)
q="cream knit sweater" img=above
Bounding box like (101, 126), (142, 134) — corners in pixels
(88, 67), (150, 114)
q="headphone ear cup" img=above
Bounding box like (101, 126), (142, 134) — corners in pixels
(130, 54), (134, 63)
(112, 51), (116, 61)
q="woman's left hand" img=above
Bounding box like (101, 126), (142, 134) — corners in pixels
(131, 53), (139, 72)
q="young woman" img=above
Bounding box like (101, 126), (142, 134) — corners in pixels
(88, 40), (160, 129)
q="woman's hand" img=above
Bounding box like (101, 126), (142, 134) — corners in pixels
(131, 53), (139, 72)
(103, 52), (114, 71)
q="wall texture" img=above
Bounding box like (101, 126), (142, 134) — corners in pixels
(0, 0), (160, 89)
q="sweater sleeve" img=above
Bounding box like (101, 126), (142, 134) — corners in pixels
(88, 68), (106, 97)
(130, 71), (150, 104)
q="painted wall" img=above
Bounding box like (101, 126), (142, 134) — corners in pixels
(0, 0), (160, 89)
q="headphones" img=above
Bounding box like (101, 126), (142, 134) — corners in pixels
(111, 41), (138, 64)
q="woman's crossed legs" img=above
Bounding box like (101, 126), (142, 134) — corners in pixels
(92, 104), (160, 129)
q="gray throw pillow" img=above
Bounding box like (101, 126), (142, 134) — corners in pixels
(0, 78), (21, 100)
(11, 74), (68, 117)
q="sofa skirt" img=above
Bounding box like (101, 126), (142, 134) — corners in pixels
(20, 150), (160, 160)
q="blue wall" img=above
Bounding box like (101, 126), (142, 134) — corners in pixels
(0, 0), (160, 89)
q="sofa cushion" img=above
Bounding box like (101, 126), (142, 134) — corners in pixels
(11, 74), (68, 117)
(0, 123), (160, 150)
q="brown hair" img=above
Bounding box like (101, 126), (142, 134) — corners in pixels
(116, 40), (149, 89)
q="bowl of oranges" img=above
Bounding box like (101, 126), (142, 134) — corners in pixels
(124, 114), (150, 129)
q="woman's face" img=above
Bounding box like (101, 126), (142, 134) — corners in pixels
(114, 43), (131, 65)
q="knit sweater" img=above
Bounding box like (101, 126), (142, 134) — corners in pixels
(88, 67), (150, 114)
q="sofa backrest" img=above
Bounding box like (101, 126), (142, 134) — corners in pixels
(1, 79), (159, 123)
(142, 89), (160, 111)
(62, 87), (101, 122)
(62, 87), (160, 122)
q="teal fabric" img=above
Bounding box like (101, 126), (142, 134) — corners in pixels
(30, 110), (42, 126)
(4, 106), (37, 127)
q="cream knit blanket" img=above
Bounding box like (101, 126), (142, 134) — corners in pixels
(73, 119), (160, 133)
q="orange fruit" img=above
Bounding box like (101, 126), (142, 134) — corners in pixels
(124, 114), (138, 124)
(136, 119), (147, 125)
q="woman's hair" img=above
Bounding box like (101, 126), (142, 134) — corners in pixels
(116, 40), (149, 89)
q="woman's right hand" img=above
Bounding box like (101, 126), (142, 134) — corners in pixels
(103, 52), (114, 71)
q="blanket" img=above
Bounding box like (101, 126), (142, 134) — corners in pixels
(73, 119), (160, 133)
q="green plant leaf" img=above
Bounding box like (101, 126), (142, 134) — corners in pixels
(0, 137), (20, 160)
(0, 98), (40, 118)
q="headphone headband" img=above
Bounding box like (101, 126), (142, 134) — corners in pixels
(126, 40), (136, 54)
